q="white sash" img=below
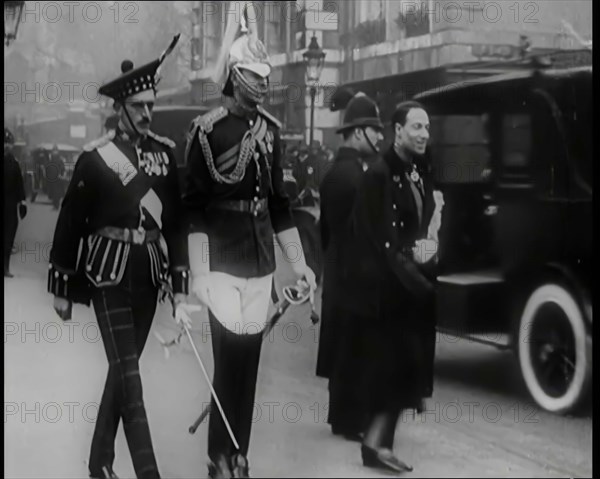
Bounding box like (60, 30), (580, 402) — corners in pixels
(96, 141), (163, 229)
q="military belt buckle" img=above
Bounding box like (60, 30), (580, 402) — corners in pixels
(132, 228), (146, 245)
(251, 199), (265, 216)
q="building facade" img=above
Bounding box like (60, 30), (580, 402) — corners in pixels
(188, 0), (592, 148)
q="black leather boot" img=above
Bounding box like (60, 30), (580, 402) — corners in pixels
(208, 455), (233, 479)
(230, 453), (250, 478)
(89, 465), (119, 479)
(361, 445), (413, 474)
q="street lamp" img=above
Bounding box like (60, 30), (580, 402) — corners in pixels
(4, 1), (25, 47)
(303, 34), (326, 146)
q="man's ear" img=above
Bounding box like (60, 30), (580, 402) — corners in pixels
(394, 122), (402, 137)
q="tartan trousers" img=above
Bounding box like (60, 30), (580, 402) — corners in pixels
(89, 245), (160, 479)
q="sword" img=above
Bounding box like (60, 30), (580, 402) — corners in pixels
(188, 282), (319, 435)
(176, 304), (240, 450)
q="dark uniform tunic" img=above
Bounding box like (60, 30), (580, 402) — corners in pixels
(4, 151), (26, 273)
(338, 147), (437, 426)
(48, 129), (189, 479)
(183, 105), (294, 464)
(184, 106), (294, 277)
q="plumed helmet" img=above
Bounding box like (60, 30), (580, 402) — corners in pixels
(213, 1), (272, 89)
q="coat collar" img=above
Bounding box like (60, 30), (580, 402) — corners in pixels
(335, 146), (362, 163)
(384, 146), (431, 177)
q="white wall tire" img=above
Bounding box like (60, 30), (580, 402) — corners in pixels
(518, 283), (592, 414)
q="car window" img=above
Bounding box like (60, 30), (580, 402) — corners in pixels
(429, 114), (492, 184)
(501, 114), (531, 169)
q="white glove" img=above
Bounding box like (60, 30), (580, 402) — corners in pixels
(298, 266), (317, 305)
(175, 303), (203, 330)
(191, 274), (211, 308)
(413, 239), (438, 264)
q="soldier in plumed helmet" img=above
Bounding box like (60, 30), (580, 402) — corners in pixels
(183, 2), (316, 477)
(48, 35), (189, 479)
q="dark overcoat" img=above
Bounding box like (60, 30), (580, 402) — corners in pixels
(316, 147), (366, 378)
(4, 151), (26, 261)
(339, 146), (438, 409)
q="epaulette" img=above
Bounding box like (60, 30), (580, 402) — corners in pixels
(147, 130), (175, 148)
(257, 106), (282, 129)
(191, 106), (228, 136)
(83, 130), (115, 152)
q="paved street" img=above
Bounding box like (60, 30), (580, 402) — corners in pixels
(4, 202), (593, 478)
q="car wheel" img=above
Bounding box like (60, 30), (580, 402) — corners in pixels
(517, 283), (592, 414)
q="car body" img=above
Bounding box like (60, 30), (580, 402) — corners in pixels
(414, 63), (592, 414)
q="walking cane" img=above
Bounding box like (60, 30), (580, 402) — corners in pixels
(176, 304), (240, 450)
(188, 281), (319, 435)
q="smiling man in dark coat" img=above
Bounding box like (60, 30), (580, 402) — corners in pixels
(316, 89), (384, 441)
(340, 100), (443, 473)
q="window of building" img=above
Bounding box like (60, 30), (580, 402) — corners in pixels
(350, 0), (386, 47)
(355, 0), (384, 25)
(202, 1), (224, 69)
(264, 1), (285, 54)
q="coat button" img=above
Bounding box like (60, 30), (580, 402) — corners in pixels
(96, 275), (102, 282)
(55, 271), (59, 278)
(385, 242), (390, 248)
(63, 274), (68, 281)
(110, 273), (116, 280)
(393, 204), (397, 210)
(253, 196), (259, 202)
(392, 221), (396, 227)
(400, 221), (404, 227)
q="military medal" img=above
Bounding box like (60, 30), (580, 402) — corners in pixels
(410, 166), (420, 183)
(393, 175), (401, 183)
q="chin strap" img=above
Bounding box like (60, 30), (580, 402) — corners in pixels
(362, 127), (379, 155)
(121, 102), (143, 139)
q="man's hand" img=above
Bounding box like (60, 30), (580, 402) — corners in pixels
(294, 266), (317, 305)
(413, 239), (438, 265)
(53, 296), (72, 321)
(191, 274), (211, 308)
(172, 293), (187, 315)
(174, 302), (203, 330)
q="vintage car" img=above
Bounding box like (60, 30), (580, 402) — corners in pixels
(414, 62), (592, 414)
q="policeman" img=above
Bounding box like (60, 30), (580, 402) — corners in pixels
(183, 4), (316, 477)
(317, 91), (384, 439)
(48, 35), (188, 479)
(4, 128), (27, 277)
